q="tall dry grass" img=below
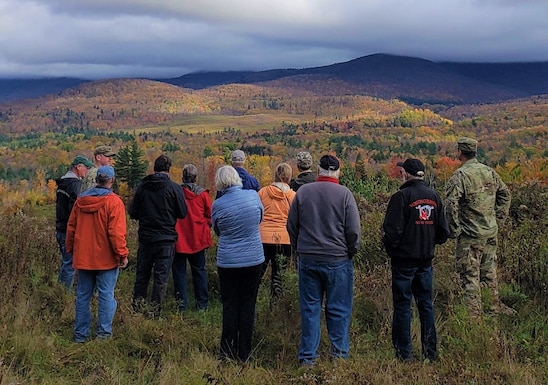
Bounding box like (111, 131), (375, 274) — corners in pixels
(1, 182), (547, 384)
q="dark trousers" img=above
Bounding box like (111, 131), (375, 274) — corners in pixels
(133, 241), (175, 311)
(391, 264), (437, 361)
(260, 243), (291, 298)
(218, 263), (262, 362)
(172, 250), (209, 311)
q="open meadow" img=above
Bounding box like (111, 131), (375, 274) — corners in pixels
(0, 178), (547, 384)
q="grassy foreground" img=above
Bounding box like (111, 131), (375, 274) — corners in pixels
(0, 189), (547, 385)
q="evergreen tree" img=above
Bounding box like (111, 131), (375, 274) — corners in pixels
(115, 139), (148, 190)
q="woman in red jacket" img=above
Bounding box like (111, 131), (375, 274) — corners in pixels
(173, 164), (213, 311)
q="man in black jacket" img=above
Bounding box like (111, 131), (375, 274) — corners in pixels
(55, 155), (94, 289)
(382, 158), (449, 362)
(129, 155), (187, 317)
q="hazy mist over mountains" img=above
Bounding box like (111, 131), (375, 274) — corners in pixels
(1, 54), (547, 105)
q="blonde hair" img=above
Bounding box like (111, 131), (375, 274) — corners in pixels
(215, 165), (242, 191)
(274, 163), (292, 184)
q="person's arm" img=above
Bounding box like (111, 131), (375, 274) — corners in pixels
(382, 192), (405, 253)
(65, 203), (78, 254)
(494, 171), (511, 223)
(108, 196), (130, 267)
(286, 195), (299, 250)
(344, 192), (361, 257)
(203, 192), (213, 228)
(435, 195), (451, 245)
(445, 173), (463, 238)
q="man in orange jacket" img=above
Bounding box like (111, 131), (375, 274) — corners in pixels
(66, 165), (129, 343)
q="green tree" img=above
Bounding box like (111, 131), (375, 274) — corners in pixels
(115, 139), (148, 190)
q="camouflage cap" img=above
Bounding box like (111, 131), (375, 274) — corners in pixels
(457, 137), (478, 152)
(94, 145), (116, 156)
(296, 151), (313, 169)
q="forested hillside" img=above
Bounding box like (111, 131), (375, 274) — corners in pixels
(0, 67), (547, 384)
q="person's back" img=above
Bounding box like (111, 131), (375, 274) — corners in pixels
(445, 137), (513, 317)
(382, 158), (449, 362)
(129, 172), (187, 243)
(289, 180), (360, 260)
(290, 151), (316, 191)
(446, 159), (507, 239)
(130, 154), (187, 316)
(383, 179), (449, 264)
(68, 187), (128, 270)
(213, 186), (264, 268)
(215, 150), (260, 198)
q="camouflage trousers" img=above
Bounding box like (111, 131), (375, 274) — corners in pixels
(455, 235), (501, 316)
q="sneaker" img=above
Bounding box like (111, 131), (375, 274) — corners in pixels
(299, 359), (315, 368)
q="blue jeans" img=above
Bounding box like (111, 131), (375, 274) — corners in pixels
(391, 264), (437, 361)
(133, 241), (175, 312)
(74, 268), (120, 342)
(172, 250), (209, 311)
(298, 258), (354, 364)
(57, 231), (75, 289)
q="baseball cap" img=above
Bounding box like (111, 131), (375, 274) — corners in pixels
(296, 151), (313, 169)
(94, 145), (116, 157)
(457, 137), (478, 152)
(397, 158), (425, 177)
(71, 155), (93, 168)
(97, 165), (115, 179)
(319, 155), (340, 171)
(231, 150), (246, 162)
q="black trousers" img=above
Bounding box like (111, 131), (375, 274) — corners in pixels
(133, 241), (175, 309)
(218, 263), (262, 362)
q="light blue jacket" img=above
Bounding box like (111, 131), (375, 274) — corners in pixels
(212, 185), (265, 268)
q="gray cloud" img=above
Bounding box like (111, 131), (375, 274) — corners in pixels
(1, 0), (547, 79)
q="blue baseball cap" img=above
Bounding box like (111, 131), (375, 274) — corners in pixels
(97, 165), (115, 179)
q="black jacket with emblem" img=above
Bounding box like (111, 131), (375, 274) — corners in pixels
(382, 179), (450, 267)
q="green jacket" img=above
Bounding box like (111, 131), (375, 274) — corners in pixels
(445, 158), (511, 239)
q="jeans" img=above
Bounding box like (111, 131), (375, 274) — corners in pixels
(74, 268), (119, 342)
(172, 250), (209, 311)
(218, 263), (262, 362)
(261, 243), (291, 298)
(298, 258), (354, 364)
(57, 231), (75, 289)
(391, 264), (437, 361)
(133, 241), (175, 312)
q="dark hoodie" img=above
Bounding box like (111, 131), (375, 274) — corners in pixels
(129, 172), (188, 243)
(290, 171), (316, 191)
(55, 171), (82, 233)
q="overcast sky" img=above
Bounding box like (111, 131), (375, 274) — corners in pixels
(1, 0), (547, 80)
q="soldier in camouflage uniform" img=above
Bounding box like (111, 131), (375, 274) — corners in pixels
(445, 137), (514, 317)
(82, 145), (116, 191)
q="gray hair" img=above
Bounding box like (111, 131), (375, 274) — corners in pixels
(406, 173), (425, 181)
(183, 164), (198, 183)
(215, 165), (243, 191)
(318, 167), (340, 179)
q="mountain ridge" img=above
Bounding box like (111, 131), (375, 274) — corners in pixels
(1, 53), (547, 105)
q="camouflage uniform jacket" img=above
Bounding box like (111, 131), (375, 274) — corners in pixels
(445, 158), (511, 239)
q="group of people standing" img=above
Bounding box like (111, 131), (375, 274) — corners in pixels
(56, 136), (513, 365)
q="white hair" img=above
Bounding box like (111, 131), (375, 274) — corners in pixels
(318, 167), (340, 179)
(215, 165), (243, 191)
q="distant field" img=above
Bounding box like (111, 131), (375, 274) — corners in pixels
(129, 112), (318, 135)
